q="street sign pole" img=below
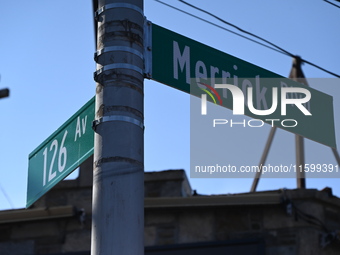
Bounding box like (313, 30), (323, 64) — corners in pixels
(250, 56), (309, 192)
(91, 0), (144, 254)
(289, 56), (308, 188)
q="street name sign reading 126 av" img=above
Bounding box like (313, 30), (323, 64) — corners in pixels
(26, 97), (95, 208)
(149, 23), (336, 148)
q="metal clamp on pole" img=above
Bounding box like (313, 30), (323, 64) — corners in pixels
(92, 115), (144, 132)
(94, 63), (144, 82)
(95, 3), (143, 21)
(144, 19), (152, 79)
(94, 46), (144, 62)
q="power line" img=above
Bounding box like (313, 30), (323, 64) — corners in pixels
(178, 0), (294, 58)
(155, 0), (340, 78)
(154, 0), (290, 57)
(324, 0), (340, 8)
(178, 0), (340, 78)
(0, 183), (14, 209)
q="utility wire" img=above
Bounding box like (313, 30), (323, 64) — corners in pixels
(324, 0), (340, 8)
(154, 0), (290, 57)
(178, 0), (340, 78)
(155, 0), (340, 78)
(293, 204), (329, 232)
(178, 0), (294, 58)
(0, 183), (14, 209)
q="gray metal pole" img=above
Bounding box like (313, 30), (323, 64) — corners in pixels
(91, 0), (144, 254)
(250, 126), (277, 192)
(251, 57), (309, 191)
(289, 56), (308, 189)
(295, 135), (306, 188)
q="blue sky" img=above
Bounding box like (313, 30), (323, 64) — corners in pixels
(0, 0), (339, 210)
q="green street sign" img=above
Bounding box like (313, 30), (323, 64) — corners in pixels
(27, 97), (95, 208)
(150, 23), (336, 148)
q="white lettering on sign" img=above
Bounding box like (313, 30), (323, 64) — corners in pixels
(172, 41), (277, 111)
(172, 40), (313, 118)
(74, 116), (88, 142)
(173, 41), (190, 84)
(43, 131), (68, 186)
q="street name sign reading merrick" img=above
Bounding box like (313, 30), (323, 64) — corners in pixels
(26, 97), (95, 208)
(150, 23), (336, 148)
